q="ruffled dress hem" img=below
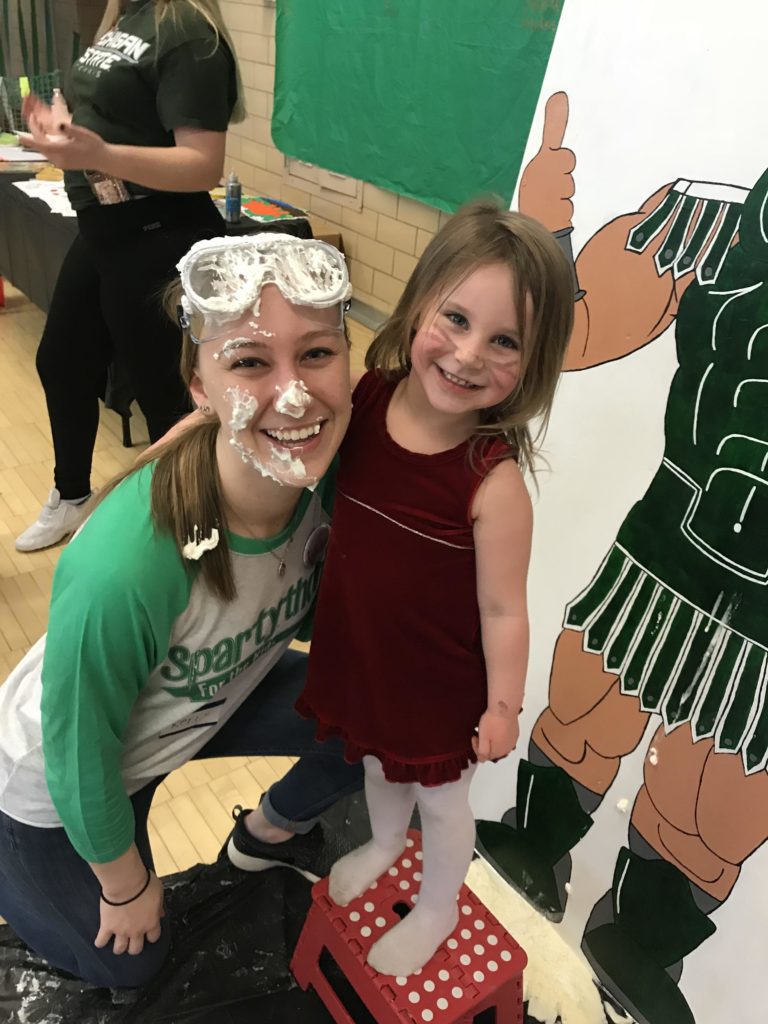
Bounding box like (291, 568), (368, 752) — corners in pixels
(295, 696), (476, 786)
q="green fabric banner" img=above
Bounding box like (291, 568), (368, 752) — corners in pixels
(272, 0), (564, 212)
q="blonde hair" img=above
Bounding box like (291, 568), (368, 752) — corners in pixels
(366, 199), (574, 476)
(90, 284), (237, 600)
(96, 0), (246, 123)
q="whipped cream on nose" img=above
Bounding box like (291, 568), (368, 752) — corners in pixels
(274, 379), (311, 419)
(224, 383), (316, 488)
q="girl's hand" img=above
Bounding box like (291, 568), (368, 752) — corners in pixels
(472, 707), (520, 762)
(95, 872), (165, 956)
(22, 120), (108, 172)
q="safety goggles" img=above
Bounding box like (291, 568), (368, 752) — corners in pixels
(177, 234), (351, 338)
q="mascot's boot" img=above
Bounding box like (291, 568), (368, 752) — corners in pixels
(475, 759), (593, 921)
(582, 846), (716, 1024)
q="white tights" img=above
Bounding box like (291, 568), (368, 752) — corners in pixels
(329, 755), (476, 977)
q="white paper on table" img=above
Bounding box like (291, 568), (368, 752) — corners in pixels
(0, 145), (48, 162)
(13, 178), (75, 216)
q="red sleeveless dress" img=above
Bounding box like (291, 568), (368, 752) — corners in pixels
(296, 371), (510, 785)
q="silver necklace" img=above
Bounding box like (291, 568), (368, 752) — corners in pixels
(267, 533), (295, 577)
(227, 507), (296, 577)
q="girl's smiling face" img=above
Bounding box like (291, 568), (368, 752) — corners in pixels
(409, 263), (526, 417)
(190, 284), (351, 488)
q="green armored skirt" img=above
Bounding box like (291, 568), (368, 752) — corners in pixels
(564, 463), (768, 775)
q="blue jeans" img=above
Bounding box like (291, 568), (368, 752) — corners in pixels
(0, 650), (362, 988)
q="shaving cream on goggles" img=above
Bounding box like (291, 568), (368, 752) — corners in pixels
(176, 233), (352, 343)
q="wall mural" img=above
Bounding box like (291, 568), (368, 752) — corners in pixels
(470, 3), (768, 1022)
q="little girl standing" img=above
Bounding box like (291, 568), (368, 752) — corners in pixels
(297, 199), (575, 977)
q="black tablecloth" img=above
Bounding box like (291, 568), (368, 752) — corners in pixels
(0, 170), (78, 313)
(0, 172), (311, 314)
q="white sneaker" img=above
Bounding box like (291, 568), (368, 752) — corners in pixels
(15, 489), (91, 553)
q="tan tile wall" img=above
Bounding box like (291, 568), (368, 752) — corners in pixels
(220, 0), (451, 313)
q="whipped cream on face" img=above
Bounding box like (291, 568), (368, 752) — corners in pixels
(224, 384), (317, 488)
(225, 386), (258, 432)
(182, 525), (220, 560)
(268, 442), (308, 481)
(214, 338), (253, 362)
(274, 379), (311, 419)
(249, 321), (274, 337)
(212, 326), (277, 361)
(228, 436), (316, 488)
(229, 436), (284, 485)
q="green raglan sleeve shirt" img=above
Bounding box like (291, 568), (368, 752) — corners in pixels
(40, 466), (192, 863)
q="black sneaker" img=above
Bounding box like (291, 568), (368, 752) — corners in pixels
(225, 805), (353, 882)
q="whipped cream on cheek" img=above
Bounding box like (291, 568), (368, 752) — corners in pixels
(274, 379), (311, 419)
(223, 385), (316, 487)
(267, 441), (309, 483)
(226, 385), (258, 432)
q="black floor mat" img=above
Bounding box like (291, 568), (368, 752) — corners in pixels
(0, 793), (375, 1024)
(1, 793), (567, 1023)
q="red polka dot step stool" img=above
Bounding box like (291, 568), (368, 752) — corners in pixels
(291, 829), (527, 1023)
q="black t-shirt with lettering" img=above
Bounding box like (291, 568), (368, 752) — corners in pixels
(65, 0), (237, 209)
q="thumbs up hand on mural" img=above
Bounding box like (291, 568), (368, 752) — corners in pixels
(518, 91), (575, 231)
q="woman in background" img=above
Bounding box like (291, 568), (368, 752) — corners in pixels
(0, 233), (362, 988)
(16, 0), (244, 552)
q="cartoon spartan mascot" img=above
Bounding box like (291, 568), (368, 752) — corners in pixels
(477, 93), (768, 1024)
